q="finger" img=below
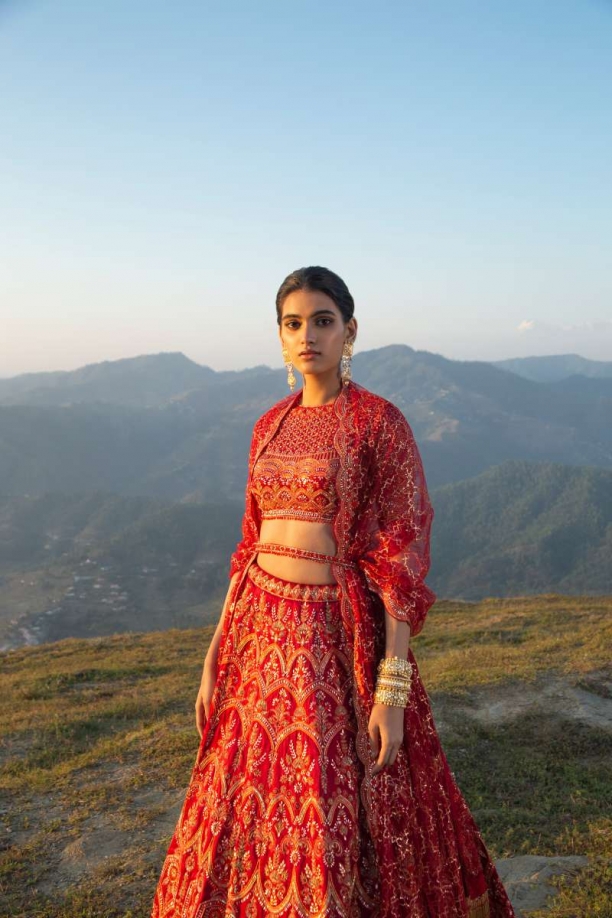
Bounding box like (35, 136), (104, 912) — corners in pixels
(368, 723), (380, 758)
(377, 743), (390, 766)
(372, 744), (391, 774)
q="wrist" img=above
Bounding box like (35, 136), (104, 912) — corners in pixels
(374, 656), (413, 707)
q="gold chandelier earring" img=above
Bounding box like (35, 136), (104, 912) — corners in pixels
(282, 346), (296, 392)
(340, 339), (354, 386)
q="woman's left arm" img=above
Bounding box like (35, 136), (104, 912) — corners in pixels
(361, 404), (435, 774)
(384, 614), (411, 660)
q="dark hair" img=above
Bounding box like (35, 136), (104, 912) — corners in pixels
(275, 266), (355, 325)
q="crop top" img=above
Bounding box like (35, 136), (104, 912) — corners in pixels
(251, 402), (340, 524)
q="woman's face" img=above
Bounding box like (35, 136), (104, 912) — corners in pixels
(278, 288), (357, 382)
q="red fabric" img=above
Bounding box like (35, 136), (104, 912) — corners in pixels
(151, 563), (380, 916)
(224, 381), (515, 917)
(151, 381), (516, 917)
(151, 562), (514, 917)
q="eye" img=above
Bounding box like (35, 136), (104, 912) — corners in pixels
(317, 318), (333, 326)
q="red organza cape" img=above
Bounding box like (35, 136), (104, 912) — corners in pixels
(221, 380), (514, 918)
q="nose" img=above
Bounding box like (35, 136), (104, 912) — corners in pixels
(301, 322), (317, 345)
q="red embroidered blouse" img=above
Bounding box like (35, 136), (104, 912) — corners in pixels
(251, 401), (340, 524)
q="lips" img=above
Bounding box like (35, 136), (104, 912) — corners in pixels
(300, 351), (320, 357)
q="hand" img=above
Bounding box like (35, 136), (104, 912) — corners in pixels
(195, 657), (217, 739)
(368, 703), (405, 775)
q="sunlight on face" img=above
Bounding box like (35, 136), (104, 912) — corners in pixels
(278, 289), (357, 383)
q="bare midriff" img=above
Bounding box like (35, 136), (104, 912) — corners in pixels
(256, 518), (339, 584)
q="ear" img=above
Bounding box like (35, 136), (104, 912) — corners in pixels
(347, 317), (358, 343)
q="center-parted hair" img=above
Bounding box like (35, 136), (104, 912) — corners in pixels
(275, 266), (355, 325)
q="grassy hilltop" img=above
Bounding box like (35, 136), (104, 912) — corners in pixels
(1, 594), (611, 917)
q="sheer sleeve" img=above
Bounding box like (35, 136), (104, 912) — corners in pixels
(359, 404), (436, 637)
(228, 418), (263, 580)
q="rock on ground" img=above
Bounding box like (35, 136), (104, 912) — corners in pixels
(495, 854), (591, 916)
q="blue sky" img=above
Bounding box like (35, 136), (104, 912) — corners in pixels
(1, 0), (611, 377)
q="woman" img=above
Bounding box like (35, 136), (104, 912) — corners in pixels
(150, 267), (516, 918)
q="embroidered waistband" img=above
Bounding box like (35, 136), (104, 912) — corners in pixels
(247, 561), (341, 602)
(253, 541), (357, 569)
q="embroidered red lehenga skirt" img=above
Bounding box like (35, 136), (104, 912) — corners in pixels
(150, 561), (515, 918)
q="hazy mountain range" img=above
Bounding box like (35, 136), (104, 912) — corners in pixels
(491, 352), (612, 382)
(1, 347), (610, 650)
(1, 347), (612, 500)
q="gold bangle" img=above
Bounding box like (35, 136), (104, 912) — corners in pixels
(373, 687), (409, 707)
(376, 668), (412, 683)
(378, 666), (412, 679)
(377, 676), (412, 690)
(378, 655), (412, 667)
(377, 670), (412, 684)
(375, 672), (412, 703)
(375, 656), (413, 707)
(375, 677), (412, 695)
(374, 695), (408, 706)
(378, 657), (412, 676)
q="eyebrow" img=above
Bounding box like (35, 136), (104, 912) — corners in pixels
(282, 309), (337, 320)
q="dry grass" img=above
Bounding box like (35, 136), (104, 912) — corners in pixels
(1, 596), (611, 917)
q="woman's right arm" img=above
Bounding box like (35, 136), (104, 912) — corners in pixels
(195, 571), (239, 738)
(204, 571), (239, 670)
(195, 415), (264, 737)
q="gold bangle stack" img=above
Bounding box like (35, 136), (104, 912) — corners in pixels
(373, 655), (413, 707)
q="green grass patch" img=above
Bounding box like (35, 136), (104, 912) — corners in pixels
(444, 713), (612, 856)
(0, 598), (610, 916)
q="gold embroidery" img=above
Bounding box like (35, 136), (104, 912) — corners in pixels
(150, 561), (379, 916)
(251, 402), (340, 525)
(253, 453), (341, 522)
(248, 559), (341, 601)
(253, 541), (358, 572)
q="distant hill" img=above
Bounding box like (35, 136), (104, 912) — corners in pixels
(1, 347), (611, 651)
(491, 353), (612, 382)
(0, 352), (216, 408)
(0, 492), (242, 651)
(430, 459), (612, 600)
(2, 458), (611, 650)
(1, 347), (611, 502)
